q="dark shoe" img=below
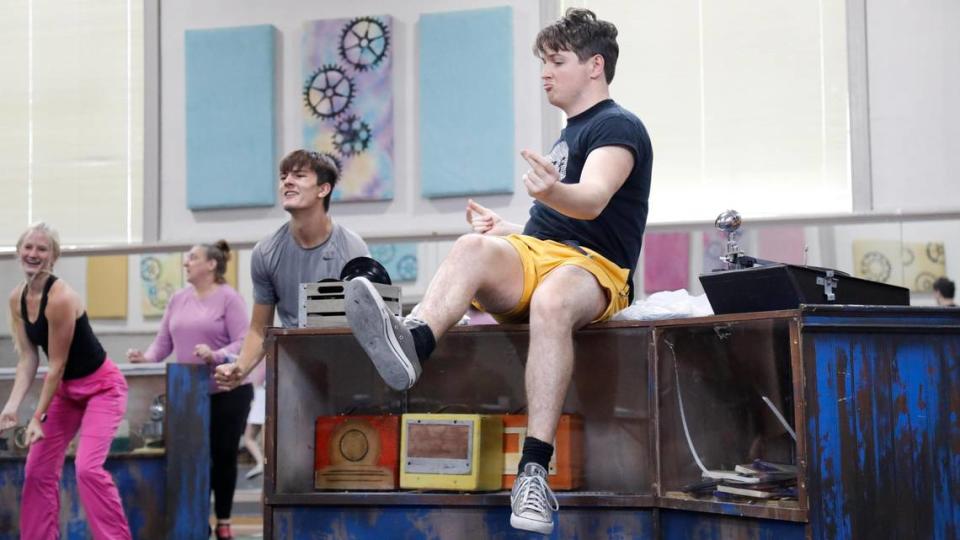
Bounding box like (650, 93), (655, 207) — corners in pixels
(510, 463), (559, 535)
(345, 277), (422, 390)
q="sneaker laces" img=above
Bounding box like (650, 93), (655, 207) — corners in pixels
(512, 472), (559, 518)
(403, 315), (428, 329)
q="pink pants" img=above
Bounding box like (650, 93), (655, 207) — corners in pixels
(21, 359), (132, 540)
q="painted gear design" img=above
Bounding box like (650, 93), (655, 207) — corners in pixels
(860, 251), (892, 283)
(396, 254), (418, 282)
(332, 115), (372, 156)
(926, 242), (945, 264)
(900, 247), (915, 266)
(369, 244), (396, 264)
(915, 271), (936, 292)
(303, 64), (355, 120)
(338, 17), (390, 72)
(317, 151), (343, 175)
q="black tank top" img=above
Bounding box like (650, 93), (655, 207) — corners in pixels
(20, 276), (106, 380)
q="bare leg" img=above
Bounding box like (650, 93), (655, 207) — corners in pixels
(525, 266), (606, 443)
(242, 424), (264, 468)
(416, 234), (525, 339)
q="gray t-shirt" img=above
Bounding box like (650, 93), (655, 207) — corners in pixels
(251, 221), (369, 328)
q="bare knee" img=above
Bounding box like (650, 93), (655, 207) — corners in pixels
(449, 233), (498, 261)
(529, 288), (577, 329)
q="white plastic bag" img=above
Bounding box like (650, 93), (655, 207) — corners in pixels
(611, 289), (714, 321)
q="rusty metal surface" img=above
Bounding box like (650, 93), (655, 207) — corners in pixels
(164, 364), (210, 540)
(0, 456), (166, 540)
(266, 491), (655, 508)
(802, 308), (960, 539)
(272, 506), (656, 539)
(263, 308), (960, 538)
(0, 367), (169, 539)
(659, 509), (805, 540)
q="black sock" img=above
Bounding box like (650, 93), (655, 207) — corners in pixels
(518, 436), (553, 474)
(408, 322), (436, 363)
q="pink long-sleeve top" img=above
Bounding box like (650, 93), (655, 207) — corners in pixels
(145, 284), (249, 393)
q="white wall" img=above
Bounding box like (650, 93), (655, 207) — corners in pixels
(866, 0), (960, 212)
(160, 0), (546, 244)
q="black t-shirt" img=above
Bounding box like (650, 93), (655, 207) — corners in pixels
(523, 99), (653, 288)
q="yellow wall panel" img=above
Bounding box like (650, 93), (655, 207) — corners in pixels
(86, 256), (128, 319)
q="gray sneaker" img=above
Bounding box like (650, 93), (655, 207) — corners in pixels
(510, 462), (559, 535)
(344, 277), (422, 390)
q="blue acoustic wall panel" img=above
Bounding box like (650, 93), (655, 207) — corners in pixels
(419, 7), (514, 198)
(370, 242), (418, 283)
(186, 25), (277, 209)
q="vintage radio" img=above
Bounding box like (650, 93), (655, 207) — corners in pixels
(501, 414), (584, 490)
(399, 414), (503, 491)
(298, 281), (401, 328)
(314, 415), (400, 490)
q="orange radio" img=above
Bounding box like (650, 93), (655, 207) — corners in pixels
(501, 414), (584, 490)
(314, 415), (400, 490)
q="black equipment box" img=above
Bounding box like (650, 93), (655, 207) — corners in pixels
(699, 264), (910, 315)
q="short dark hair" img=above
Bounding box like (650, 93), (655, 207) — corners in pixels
(279, 149), (340, 211)
(933, 277), (955, 299)
(533, 8), (620, 84)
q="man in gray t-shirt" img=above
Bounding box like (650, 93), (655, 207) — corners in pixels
(216, 149), (368, 388)
(251, 221), (368, 328)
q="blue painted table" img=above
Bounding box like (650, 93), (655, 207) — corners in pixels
(0, 363), (210, 539)
(262, 306), (959, 539)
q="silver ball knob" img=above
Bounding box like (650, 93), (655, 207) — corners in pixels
(715, 209), (742, 234)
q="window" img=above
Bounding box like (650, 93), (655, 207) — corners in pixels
(562, 1), (851, 222)
(0, 0), (143, 246)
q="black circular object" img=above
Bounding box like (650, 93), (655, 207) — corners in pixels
(340, 256), (392, 285)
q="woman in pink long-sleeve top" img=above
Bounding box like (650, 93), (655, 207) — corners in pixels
(128, 240), (249, 540)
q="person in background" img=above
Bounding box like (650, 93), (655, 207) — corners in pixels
(241, 362), (266, 480)
(214, 149), (369, 389)
(127, 240), (248, 540)
(932, 276), (956, 307)
(1, 222), (132, 539)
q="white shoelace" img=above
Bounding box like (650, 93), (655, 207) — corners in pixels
(512, 473), (559, 518)
(402, 315), (428, 329)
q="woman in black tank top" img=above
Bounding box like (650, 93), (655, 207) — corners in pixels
(0, 223), (132, 539)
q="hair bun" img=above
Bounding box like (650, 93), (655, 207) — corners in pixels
(215, 240), (231, 261)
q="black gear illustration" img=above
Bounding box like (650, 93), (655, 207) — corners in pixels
(303, 64), (355, 120)
(332, 115), (372, 156)
(901, 246), (915, 266)
(338, 17), (390, 72)
(860, 251), (892, 282)
(926, 242), (945, 264)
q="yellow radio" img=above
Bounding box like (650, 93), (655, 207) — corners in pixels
(399, 414), (503, 491)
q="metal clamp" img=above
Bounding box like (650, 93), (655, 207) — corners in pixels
(817, 270), (839, 302)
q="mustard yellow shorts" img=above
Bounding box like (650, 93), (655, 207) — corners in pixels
(472, 234), (631, 324)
